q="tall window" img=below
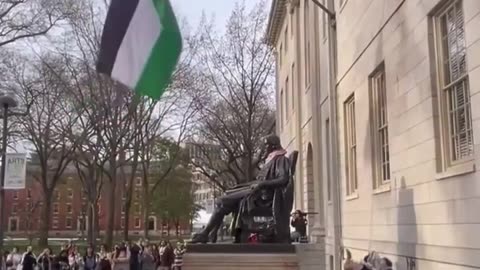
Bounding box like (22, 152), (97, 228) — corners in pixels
(52, 219), (59, 229)
(291, 63), (295, 110)
(121, 217), (125, 229)
(66, 217), (72, 229)
(27, 189), (31, 199)
(434, 0), (474, 166)
(370, 64), (391, 188)
(135, 217), (141, 228)
(280, 89), (284, 128)
(323, 0), (328, 40)
(53, 203), (59, 214)
(279, 44), (283, 66)
(12, 203), (17, 214)
(344, 95), (357, 195)
(67, 189), (73, 199)
(67, 203), (73, 214)
(326, 118), (332, 202)
(304, 0), (311, 86)
(285, 77), (290, 120)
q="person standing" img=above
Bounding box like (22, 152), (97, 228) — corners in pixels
(6, 247), (21, 270)
(20, 246), (37, 270)
(37, 248), (53, 270)
(140, 246), (156, 270)
(128, 241), (141, 270)
(172, 242), (186, 270)
(158, 241), (174, 270)
(82, 245), (98, 270)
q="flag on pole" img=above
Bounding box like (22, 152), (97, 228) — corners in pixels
(96, 0), (182, 100)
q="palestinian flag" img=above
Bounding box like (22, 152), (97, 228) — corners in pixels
(96, 0), (182, 100)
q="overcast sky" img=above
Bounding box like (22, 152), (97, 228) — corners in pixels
(171, 0), (272, 30)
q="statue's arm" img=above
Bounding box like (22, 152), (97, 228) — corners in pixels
(259, 157), (290, 189)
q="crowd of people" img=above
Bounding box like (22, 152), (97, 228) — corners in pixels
(3, 239), (186, 270)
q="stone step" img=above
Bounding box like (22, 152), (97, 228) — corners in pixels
(183, 253), (299, 270)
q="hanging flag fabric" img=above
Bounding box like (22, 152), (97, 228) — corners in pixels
(96, 0), (182, 99)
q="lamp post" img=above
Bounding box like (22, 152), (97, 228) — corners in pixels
(0, 94), (18, 265)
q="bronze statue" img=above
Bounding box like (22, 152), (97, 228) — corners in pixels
(190, 135), (294, 244)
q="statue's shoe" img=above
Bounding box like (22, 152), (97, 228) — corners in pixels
(189, 233), (209, 244)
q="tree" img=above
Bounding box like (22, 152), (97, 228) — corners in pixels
(9, 55), (83, 247)
(189, 1), (275, 191)
(150, 160), (195, 237)
(0, 0), (73, 47)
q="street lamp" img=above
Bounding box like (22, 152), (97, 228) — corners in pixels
(0, 94), (18, 264)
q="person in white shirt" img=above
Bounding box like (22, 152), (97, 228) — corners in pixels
(6, 247), (22, 270)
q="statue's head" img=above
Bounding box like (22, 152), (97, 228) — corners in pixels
(263, 134), (282, 155)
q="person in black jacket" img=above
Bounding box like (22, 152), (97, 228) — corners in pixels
(20, 247), (37, 270)
(290, 210), (307, 242)
(38, 248), (53, 270)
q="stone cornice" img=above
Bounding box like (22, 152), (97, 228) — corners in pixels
(265, 0), (287, 46)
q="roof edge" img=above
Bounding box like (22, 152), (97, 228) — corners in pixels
(265, 0), (287, 46)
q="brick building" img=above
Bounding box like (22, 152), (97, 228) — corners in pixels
(3, 162), (191, 238)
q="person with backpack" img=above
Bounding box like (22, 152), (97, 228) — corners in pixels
(82, 245), (98, 270)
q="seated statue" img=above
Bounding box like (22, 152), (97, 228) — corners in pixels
(190, 134), (293, 244)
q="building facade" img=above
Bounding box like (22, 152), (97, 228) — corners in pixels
(186, 142), (223, 214)
(267, 0), (480, 269)
(3, 164), (191, 238)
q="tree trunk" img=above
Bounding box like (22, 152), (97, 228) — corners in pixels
(87, 202), (94, 245)
(123, 201), (129, 242)
(38, 193), (52, 247)
(143, 188), (150, 239)
(105, 179), (116, 247)
(93, 203), (99, 247)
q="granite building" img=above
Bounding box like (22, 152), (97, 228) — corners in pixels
(267, 0), (480, 269)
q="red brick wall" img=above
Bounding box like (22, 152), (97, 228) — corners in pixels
(3, 172), (191, 237)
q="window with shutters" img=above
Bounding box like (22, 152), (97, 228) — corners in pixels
(370, 63), (391, 189)
(433, 0), (474, 170)
(344, 95), (358, 196)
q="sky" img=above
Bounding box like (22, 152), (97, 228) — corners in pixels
(171, 0), (272, 30)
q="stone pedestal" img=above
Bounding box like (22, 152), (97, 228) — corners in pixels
(184, 243), (326, 270)
(183, 244), (299, 270)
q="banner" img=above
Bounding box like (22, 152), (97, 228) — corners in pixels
(4, 153), (27, 190)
